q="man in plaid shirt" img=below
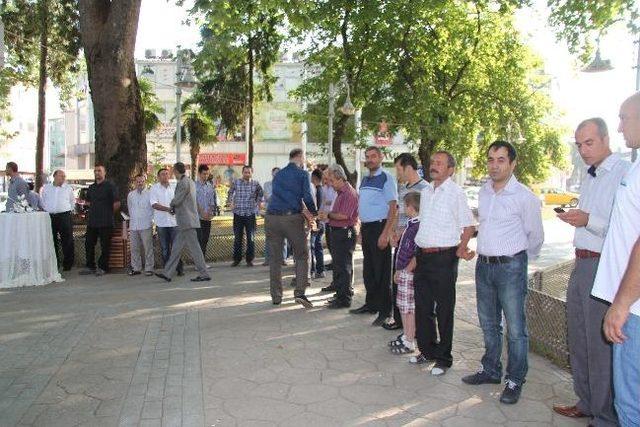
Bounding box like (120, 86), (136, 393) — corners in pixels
(227, 165), (263, 266)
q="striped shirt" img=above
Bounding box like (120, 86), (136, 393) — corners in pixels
(476, 175), (544, 257)
(329, 183), (358, 228)
(195, 180), (218, 220)
(397, 179), (428, 232)
(415, 177), (474, 248)
(396, 217), (420, 270)
(227, 178), (263, 216)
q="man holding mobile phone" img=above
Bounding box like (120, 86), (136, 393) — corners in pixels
(553, 118), (630, 426)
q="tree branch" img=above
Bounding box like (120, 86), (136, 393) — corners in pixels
(447, 5), (482, 99)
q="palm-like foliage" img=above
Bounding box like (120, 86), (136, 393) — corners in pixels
(139, 77), (164, 134)
(178, 104), (217, 177)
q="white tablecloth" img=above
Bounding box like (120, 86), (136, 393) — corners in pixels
(0, 212), (64, 288)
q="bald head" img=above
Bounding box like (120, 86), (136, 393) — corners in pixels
(619, 92), (640, 149)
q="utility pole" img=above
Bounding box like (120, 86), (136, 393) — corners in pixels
(327, 83), (335, 165)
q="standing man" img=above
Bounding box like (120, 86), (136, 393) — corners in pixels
(552, 119), (628, 425)
(318, 164), (358, 308)
(127, 174), (155, 276)
(320, 168), (338, 292)
(592, 92), (640, 426)
(262, 167), (286, 266)
(150, 168), (183, 276)
(385, 153), (428, 331)
(352, 146), (398, 327)
(462, 141), (544, 403)
(227, 165), (263, 267)
(195, 164), (218, 260)
(413, 151), (475, 376)
(41, 169), (76, 271)
(266, 148), (317, 308)
(80, 164), (120, 276)
(310, 169), (325, 279)
(155, 162), (210, 283)
(4, 162), (29, 212)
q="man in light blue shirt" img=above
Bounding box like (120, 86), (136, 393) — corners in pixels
(195, 164), (218, 258)
(353, 146), (398, 326)
(5, 162), (29, 212)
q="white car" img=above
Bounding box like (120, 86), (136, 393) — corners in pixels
(0, 192), (7, 212)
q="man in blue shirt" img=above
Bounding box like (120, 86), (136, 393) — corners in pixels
(195, 164), (218, 259)
(4, 162), (29, 212)
(266, 148), (318, 308)
(352, 146), (398, 326)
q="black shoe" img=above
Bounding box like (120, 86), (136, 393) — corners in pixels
(325, 263), (333, 271)
(79, 268), (96, 275)
(321, 284), (337, 293)
(500, 380), (523, 404)
(272, 300), (281, 305)
(155, 273), (172, 283)
(462, 370), (502, 385)
(128, 270), (141, 276)
(190, 276), (211, 282)
(62, 266), (72, 272)
(371, 314), (388, 326)
(231, 260), (241, 267)
(177, 270), (184, 277)
(326, 299), (351, 309)
(295, 295), (313, 309)
(246, 261), (254, 267)
(409, 354), (434, 365)
(349, 304), (375, 314)
(382, 321), (402, 330)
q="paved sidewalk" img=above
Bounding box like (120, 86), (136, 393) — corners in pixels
(0, 222), (586, 426)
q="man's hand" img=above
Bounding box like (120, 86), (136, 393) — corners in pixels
(456, 245), (476, 261)
(557, 209), (589, 228)
(603, 302), (630, 344)
(390, 230), (401, 248)
(393, 270), (401, 283)
(317, 211), (328, 221)
(377, 231), (390, 250)
(202, 212), (211, 221)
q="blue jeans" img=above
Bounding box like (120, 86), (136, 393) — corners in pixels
(310, 224), (325, 274)
(475, 252), (528, 385)
(233, 214), (256, 263)
(613, 313), (640, 426)
(157, 226), (182, 274)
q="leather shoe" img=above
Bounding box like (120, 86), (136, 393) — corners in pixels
(321, 284), (337, 293)
(371, 314), (388, 326)
(155, 273), (171, 283)
(190, 276), (211, 282)
(552, 405), (589, 418)
(349, 304), (375, 314)
(382, 321), (402, 330)
(326, 299), (351, 309)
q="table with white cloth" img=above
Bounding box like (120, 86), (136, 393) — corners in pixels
(0, 211), (64, 288)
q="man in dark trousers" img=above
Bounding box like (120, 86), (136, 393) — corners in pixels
(80, 163), (120, 276)
(266, 148), (317, 308)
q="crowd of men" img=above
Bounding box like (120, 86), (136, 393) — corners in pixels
(2, 92), (639, 424)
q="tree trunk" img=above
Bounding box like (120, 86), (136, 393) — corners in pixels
(247, 44), (254, 167)
(35, 0), (48, 192)
(418, 126), (438, 174)
(190, 141), (199, 178)
(78, 0), (146, 208)
(332, 115), (358, 186)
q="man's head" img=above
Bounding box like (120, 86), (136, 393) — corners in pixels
(94, 163), (106, 182)
(574, 118), (611, 167)
(322, 168), (331, 185)
(311, 168), (323, 186)
(289, 148), (304, 167)
(271, 167), (280, 178)
(157, 168), (170, 184)
(52, 170), (66, 186)
(241, 165), (252, 180)
(487, 140), (517, 183)
(403, 191), (421, 218)
(394, 153), (419, 183)
(364, 146), (383, 171)
(5, 162), (18, 177)
(173, 162), (186, 179)
(429, 151), (455, 183)
(134, 174), (145, 190)
(619, 92), (640, 149)
(198, 164), (210, 182)
(327, 164), (347, 190)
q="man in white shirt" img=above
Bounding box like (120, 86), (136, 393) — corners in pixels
(461, 141), (544, 404)
(553, 119), (629, 425)
(150, 168), (183, 276)
(592, 92), (640, 426)
(127, 174), (154, 276)
(41, 170), (76, 271)
(412, 151), (475, 376)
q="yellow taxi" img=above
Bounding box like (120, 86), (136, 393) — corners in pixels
(535, 188), (579, 207)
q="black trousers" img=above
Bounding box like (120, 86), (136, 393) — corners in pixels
(414, 247), (459, 367)
(329, 226), (356, 303)
(50, 211), (74, 269)
(391, 248), (403, 327)
(233, 214), (256, 263)
(85, 226), (113, 271)
(361, 220), (392, 315)
(197, 220), (212, 257)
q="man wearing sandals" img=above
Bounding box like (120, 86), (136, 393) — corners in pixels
(462, 141), (544, 404)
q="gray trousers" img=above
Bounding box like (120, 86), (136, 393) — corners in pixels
(163, 228), (209, 278)
(130, 228), (154, 272)
(567, 257), (617, 427)
(265, 214), (309, 302)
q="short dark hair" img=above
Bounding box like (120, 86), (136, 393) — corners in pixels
(28, 181), (34, 191)
(157, 167), (168, 176)
(433, 150), (456, 168)
(242, 165), (252, 172)
(403, 192), (421, 212)
(487, 140), (517, 163)
(271, 167), (280, 173)
(311, 169), (323, 181)
(365, 146), (382, 156)
(394, 153), (418, 170)
(53, 169), (63, 177)
(173, 162), (186, 174)
(198, 164), (209, 173)
(94, 162), (105, 169)
(134, 173), (145, 179)
(289, 148), (303, 159)
(6, 162), (18, 173)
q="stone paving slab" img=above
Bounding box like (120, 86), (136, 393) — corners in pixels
(0, 222), (586, 426)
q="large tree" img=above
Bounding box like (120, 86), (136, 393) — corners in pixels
(78, 0), (146, 204)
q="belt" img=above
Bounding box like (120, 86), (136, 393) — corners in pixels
(361, 219), (386, 225)
(575, 249), (600, 259)
(267, 210), (300, 216)
(329, 225), (355, 230)
(420, 246), (456, 254)
(49, 211), (71, 216)
(478, 250), (526, 264)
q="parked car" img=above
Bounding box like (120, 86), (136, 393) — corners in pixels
(535, 188), (579, 207)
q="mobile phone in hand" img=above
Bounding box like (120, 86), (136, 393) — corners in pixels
(554, 207), (565, 213)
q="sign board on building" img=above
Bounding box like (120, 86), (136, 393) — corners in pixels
(197, 152), (247, 166)
(374, 119), (392, 146)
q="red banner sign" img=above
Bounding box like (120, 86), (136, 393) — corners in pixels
(197, 153), (247, 166)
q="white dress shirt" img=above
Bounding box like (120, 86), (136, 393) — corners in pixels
(592, 160), (640, 316)
(574, 153), (631, 252)
(127, 189), (154, 231)
(40, 183), (75, 213)
(477, 175), (544, 258)
(414, 177), (474, 248)
(149, 183), (177, 228)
